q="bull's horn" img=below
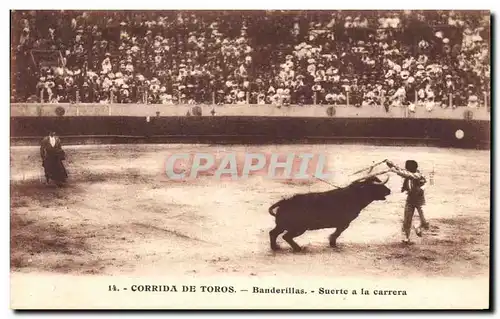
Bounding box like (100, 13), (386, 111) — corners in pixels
(351, 169), (391, 184)
(373, 175), (390, 185)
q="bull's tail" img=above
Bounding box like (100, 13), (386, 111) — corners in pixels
(268, 200), (285, 217)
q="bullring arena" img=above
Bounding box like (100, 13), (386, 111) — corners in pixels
(10, 106), (490, 279)
(10, 10), (491, 309)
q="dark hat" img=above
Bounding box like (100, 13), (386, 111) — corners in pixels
(405, 160), (418, 173)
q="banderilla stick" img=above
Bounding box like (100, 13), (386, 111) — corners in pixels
(315, 168), (391, 189)
(314, 176), (342, 189)
(350, 159), (388, 176)
(350, 169), (391, 184)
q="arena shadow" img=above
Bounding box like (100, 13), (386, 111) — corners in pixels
(263, 216), (489, 278)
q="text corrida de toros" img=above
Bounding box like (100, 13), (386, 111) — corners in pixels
(164, 152), (333, 181)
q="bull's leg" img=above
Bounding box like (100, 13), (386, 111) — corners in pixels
(269, 226), (285, 251)
(282, 229), (306, 252)
(329, 224), (349, 247)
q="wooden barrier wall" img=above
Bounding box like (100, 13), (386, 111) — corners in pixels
(10, 116), (490, 149)
(10, 103), (491, 120)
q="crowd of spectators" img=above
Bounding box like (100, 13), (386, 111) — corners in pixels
(11, 10), (490, 110)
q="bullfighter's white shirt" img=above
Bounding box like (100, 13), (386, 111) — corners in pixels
(49, 136), (56, 147)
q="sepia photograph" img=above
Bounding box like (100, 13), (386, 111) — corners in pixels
(9, 9), (491, 310)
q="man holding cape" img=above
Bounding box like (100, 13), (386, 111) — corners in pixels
(40, 131), (68, 186)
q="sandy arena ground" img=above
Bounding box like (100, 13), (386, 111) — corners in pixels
(10, 144), (490, 279)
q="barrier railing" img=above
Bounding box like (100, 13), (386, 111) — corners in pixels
(35, 88), (491, 110)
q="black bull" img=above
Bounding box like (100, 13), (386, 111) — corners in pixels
(268, 176), (391, 252)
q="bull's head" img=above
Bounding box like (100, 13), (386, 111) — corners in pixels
(352, 175), (391, 201)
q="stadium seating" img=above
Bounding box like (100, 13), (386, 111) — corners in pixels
(11, 10), (490, 109)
